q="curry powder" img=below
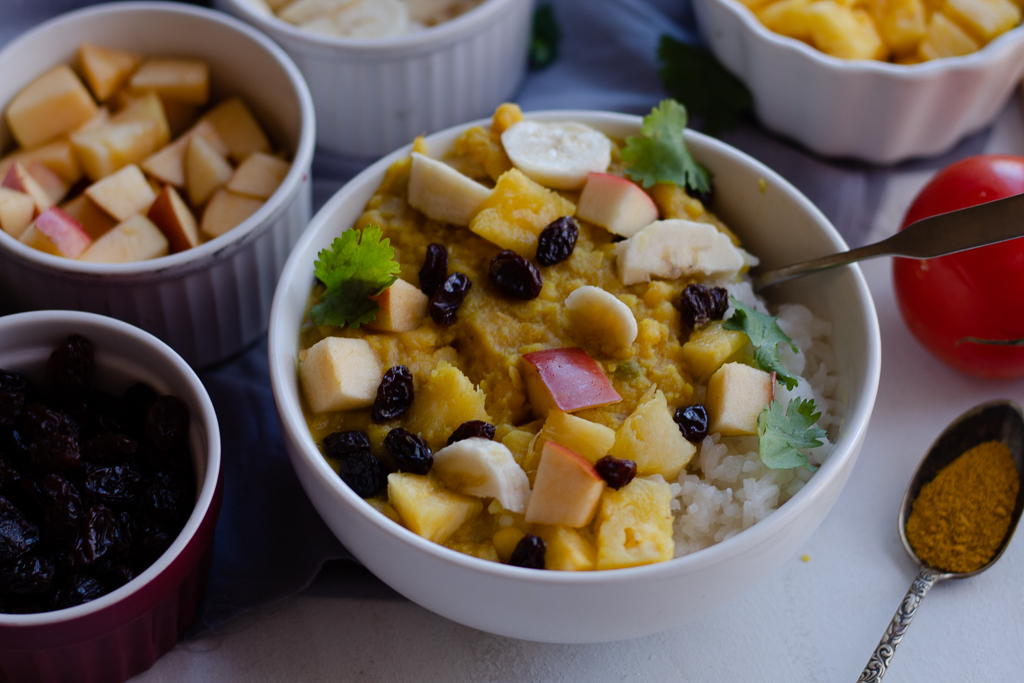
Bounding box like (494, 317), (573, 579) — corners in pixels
(906, 441), (1019, 573)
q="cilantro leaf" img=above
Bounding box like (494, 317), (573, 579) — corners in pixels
(310, 225), (401, 329)
(529, 4), (560, 70)
(622, 99), (711, 195)
(758, 399), (827, 471)
(723, 297), (799, 390)
(657, 36), (752, 136)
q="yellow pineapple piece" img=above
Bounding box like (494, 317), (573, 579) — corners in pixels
(596, 477), (675, 570)
(758, 0), (815, 42)
(874, 0), (929, 55)
(492, 103), (523, 134)
(492, 526), (527, 562)
(806, 2), (890, 60)
(449, 541), (500, 562)
(468, 168), (576, 258)
(387, 473), (482, 544)
(404, 362), (491, 450)
(944, 0), (1021, 43)
(680, 321), (749, 384)
(526, 411), (616, 472)
(452, 126), (512, 181)
(501, 427), (535, 465)
(737, 0), (782, 9)
(608, 389), (696, 480)
(536, 526), (596, 571)
(918, 11), (982, 58)
(365, 497), (402, 524)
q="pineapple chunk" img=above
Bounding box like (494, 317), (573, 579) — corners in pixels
(596, 477), (675, 570)
(449, 541), (500, 562)
(452, 126), (513, 181)
(5, 66), (99, 149)
(608, 389), (696, 480)
(919, 11), (981, 58)
(501, 427), (535, 465)
(536, 526), (597, 571)
(404, 362), (491, 449)
(299, 337), (383, 413)
(680, 320), (749, 384)
(944, 0), (1021, 42)
(492, 527), (527, 563)
(491, 102), (523, 135)
(757, 0), (815, 42)
(705, 362), (774, 436)
(387, 473), (482, 544)
(526, 411), (616, 472)
(806, 2), (889, 60)
(874, 0), (929, 55)
(78, 44), (142, 102)
(468, 168), (576, 257)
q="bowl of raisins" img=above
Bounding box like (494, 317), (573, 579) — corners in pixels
(0, 310), (221, 683)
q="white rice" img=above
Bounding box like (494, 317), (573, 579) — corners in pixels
(671, 281), (840, 557)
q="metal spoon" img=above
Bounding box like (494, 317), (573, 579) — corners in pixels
(754, 193), (1024, 291)
(857, 400), (1024, 682)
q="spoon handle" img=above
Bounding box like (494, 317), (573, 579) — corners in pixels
(856, 567), (942, 683)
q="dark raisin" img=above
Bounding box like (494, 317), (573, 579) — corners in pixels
(323, 431), (371, 460)
(41, 475), (85, 547)
(51, 573), (107, 610)
(0, 496), (39, 561)
(0, 554), (55, 594)
(674, 405), (710, 443)
(418, 243), (448, 297)
(0, 370), (29, 394)
(145, 396), (190, 452)
(371, 366), (414, 423)
(679, 283), (729, 330)
(84, 466), (142, 507)
(27, 433), (80, 474)
(83, 432), (139, 466)
(47, 335), (94, 395)
(69, 505), (118, 570)
(0, 455), (21, 489)
(447, 420), (496, 446)
(130, 519), (173, 567)
(536, 216), (579, 266)
(0, 370), (28, 428)
(594, 456), (637, 490)
(104, 564), (136, 588)
(338, 450), (387, 498)
(20, 404), (78, 443)
(509, 534), (546, 570)
(428, 272), (472, 326)
(384, 428), (433, 475)
(489, 250), (543, 300)
(142, 472), (193, 524)
(123, 383), (159, 434)
(684, 181), (714, 208)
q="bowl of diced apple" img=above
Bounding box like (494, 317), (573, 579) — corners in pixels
(0, 1), (315, 367)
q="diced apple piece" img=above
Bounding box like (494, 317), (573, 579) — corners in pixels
(162, 98), (199, 138)
(70, 93), (170, 181)
(142, 119), (228, 188)
(366, 278), (428, 333)
(680, 321), (750, 384)
(521, 347), (621, 417)
(596, 477), (674, 570)
(78, 214), (168, 263)
(78, 44), (142, 101)
(525, 441), (606, 528)
(432, 438), (531, 513)
(576, 172), (659, 238)
(84, 164), (157, 222)
(200, 189), (262, 239)
(18, 225), (61, 256)
(25, 161), (69, 204)
(404, 362), (491, 450)
(5, 66), (99, 148)
(68, 131), (116, 181)
(469, 168), (576, 257)
(202, 98), (271, 163)
(608, 389), (695, 480)
(536, 525), (596, 571)
(113, 91), (171, 143)
(74, 106), (111, 134)
(186, 135), (233, 207)
(2, 163), (52, 214)
(148, 186), (200, 253)
(25, 207), (93, 258)
(225, 151), (290, 200)
(129, 59), (210, 105)
(299, 337), (383, 413)
(407, 152), (492, 226)
(387, 473), (482, 544)
(705, 362), (774, 436)
(528, 411), (616, 473)
(0, 188), (36, 239)
(60, 195), (116, 240)
(0, 139), (81, 184)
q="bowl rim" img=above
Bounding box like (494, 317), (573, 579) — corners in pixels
(0, 1), (316, 280)
(268, 109), (881, 585)
(702, 0), (1024, 76)
(221, 0), (527, 54)
(0, 310), (222, 627)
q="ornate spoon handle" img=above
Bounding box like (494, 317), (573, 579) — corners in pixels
(857, 567), (942, 682)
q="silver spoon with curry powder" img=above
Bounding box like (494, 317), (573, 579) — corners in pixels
(753, 192), (1024, 291)
(857, 400), (1024, 682)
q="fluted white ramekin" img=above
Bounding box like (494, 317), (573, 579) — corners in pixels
(217, 0), (532, 157)
(692, 0), (1024, 163)
(0, 2), (316, 368)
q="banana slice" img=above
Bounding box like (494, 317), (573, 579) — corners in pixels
(279, 0), (357, 25)
(432, 438), (531, 514)
(300, 0), (409, 38)
(500, 121), (611, 190)
(615, 219), (747, 285)
(408, 152), (492, 226)
(564, 286), (638, 349)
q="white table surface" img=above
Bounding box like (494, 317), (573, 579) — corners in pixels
(131, 102), (1024, 683)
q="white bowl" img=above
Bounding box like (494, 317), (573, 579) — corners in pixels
(692, 0), (1024, 163)
(0, 2), (316, 368)
(268, 111), (882, 642)
(217, 0), (532, 157)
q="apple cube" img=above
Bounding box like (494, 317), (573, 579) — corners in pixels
(404, 361), (491, 450)
(202, 98), (271, 163)
(595, 477), (674, 570)
(84, 164), (157, 221)
(78, 214), (168, 263)
(525, 441), (606, 528)
(469, 168), (577, 257)
(387, 473), (482, 544)
(366, 278), (429, 333)
(74, 106), (112, 135)
(608, 389), (696, 480)
(141, 119), (228, 188)
(59, 195), (116, 240)
(148, 186), (200, 252)
(576, 172), (659, 238)
(23, 207), (93, 259)
(225, 151), (290, 200)
(200, 189), (262, 239)
(129, 59), (210, 105)
(5, 65), (99, 148)
(527, 411), (616, 473)
(299, 337), (383, 413)
(112, 91), (171, 142)
(614, 219), (746, 285)
(521, 347), (621, 417)
(407, 152), (493, 226)
(162, 98), (200, 138)
(680, 321), (750, 384)
(186, 134), (234, 207)
(0, 139), (82, 185)
(2, 163), (52, 214)
(78, 44), (142, 102)
(536, 525), (597, 571)
(25, 161), (69, 204)
(0, 188), (36, 239)
(705, 362), (775, 436)
(70, 93), (170, 181)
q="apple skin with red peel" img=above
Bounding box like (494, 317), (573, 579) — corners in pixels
(576, 172), (659, 238)
(33, 207), (93, 258)
(525, 440), (606, 528)
(522, 347), (621, 416)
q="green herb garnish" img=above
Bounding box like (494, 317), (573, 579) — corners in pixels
(723, 297), (799, 390)
(529, 4), (560, 70)
(657, 36), (752, 136)
(758, 399), (827, 471)
(622, 99), (711, 196)
(310, 225), (401, 329)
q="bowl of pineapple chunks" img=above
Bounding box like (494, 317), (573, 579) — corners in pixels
(268, 106), (881, 642)
(692, 0), (1024, 162)
(0, 1), (315, 367)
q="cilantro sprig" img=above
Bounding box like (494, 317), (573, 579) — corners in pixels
(657, 36), (752, 136)
(723, 297), (799, 390)
(529, 4), (560, 70)
(622, 99), (711, 196)
(758, 399), (827, 471)
(310, 225), (401, 329)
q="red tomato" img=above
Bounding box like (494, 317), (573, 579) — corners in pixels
(893, 155), (1024, 378)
